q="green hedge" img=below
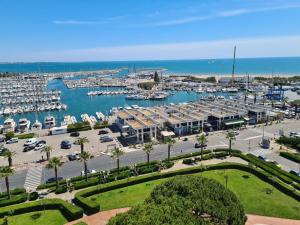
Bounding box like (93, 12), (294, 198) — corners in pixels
(182, 158), (194, 165)
(276, 136), (300, 150)
(15, 133), (35, 139)
(28, 192), (39, 201)
(0, 193), (27, 207)
(279, 152), (300, 163)
(67, 122), (91, 133)
(74, 162), (300, 214)
(0, 199), (83, 221)
(0, 188), (26, 198)
(169, 150), (211, 161)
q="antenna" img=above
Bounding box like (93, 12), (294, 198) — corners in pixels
(231, 46), (236, 86)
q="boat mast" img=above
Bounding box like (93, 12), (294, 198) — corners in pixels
(231, 46), (236, 86)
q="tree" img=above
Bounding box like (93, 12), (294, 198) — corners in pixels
(197, 134), (207, 160)
(79, 151), (93, 182)
(0, 166), (15, 199)
(108, 176), (245, 225)
(4, 131), (14, 141)
(226, 130), (236, 156)
(112, 147), (124, 174)
(154, 71), (160, 83)
(282, 96), (289, 109)
(41, 145), (53, 161)
(3, 149), (16, 167)
(143, 143), (154, 168)
(165, 137), (176, 161)
(77, 137), (89, 154)
(46, 157), (62, 190)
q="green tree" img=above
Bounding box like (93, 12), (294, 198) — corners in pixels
(143, 142), (154, 168)
(197, 134), (208, 160)
(46, 157), (62, 190)
(77, 137), (89, 154)
(154, 71), (160, 83)
(5, 131), (14, 141)
(41, 145), (53, 161)
(112, 147), (124, 174)
(3, 149), (16, 167)
(165, 137), (176, 161)
(0, 166), (15, 199)
(79, 151), (93, 182)
(226, 130), (236, 156)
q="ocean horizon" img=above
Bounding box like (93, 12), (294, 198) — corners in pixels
(0, 57), (300, 75)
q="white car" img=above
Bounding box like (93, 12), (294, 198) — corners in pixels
(35, 143), (45, 150)
(81, 169), (97, 176)
(24, 138), (38, 146)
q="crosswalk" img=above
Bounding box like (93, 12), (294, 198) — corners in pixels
(249, 148), (273, 156)
(24, 166), (43, 191)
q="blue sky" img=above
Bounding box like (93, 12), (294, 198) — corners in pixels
(1, 0), (300, 61)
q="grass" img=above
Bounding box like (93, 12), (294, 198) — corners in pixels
(0, 210), (67, 225)
(89, 169), (300, 220)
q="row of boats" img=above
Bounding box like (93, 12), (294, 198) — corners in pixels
(0, 111), (107, 134)
(87, 90), (134, 96)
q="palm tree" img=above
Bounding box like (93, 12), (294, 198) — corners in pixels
(197, 134), (207, 160)
(143, 142), (154, 168)
(112, 147), (124, 174)
(226, 130), (236, 156)
(41, 145), (53, 161)
(165, 137), (176, 161)
(3, 149), (16, 167)
(282, 96), (289, 109)
(46, 157), (62, 190)
(79, 151), (93, 182)
(77, 137), (89, 154)
(0, 166), (15, 199)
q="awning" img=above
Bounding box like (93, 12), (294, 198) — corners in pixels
(161, 131), (175, 137)
(224, 119), (245, 126)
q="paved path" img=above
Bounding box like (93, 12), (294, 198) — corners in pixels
(246, 214), (300, 225)
(24, 166), (43, 190)
(66, 208), (130, 225)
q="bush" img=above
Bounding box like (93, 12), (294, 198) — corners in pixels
(169, 150), (211, 161)
(162, 160), (174, 169)
(0, 193), (27, 207)
(28, 192), (39, 201)
(0, 199), (83, 221)
(182, 158), (194, 165)
(93, 121), (109, 130)
(55, 185), (68, 194)
(279, 152), (300, 163)
(136, 160), (159, 168)
(67, 122), (91, 133)
(15, 133), (35, 139)
(215, 151), (229, 158)
(276, 136), (300, 150)
(0, 188), (26, 198)
(110, 166), (131, 174)
(5, 131), (14, 140)
(108, 176), (245, 225)
(137, 165), (159, 175)
(37, 180), (67, 190)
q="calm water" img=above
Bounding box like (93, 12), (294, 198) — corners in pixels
(1, 57), (299, 125)
(1, 57), (300, 75)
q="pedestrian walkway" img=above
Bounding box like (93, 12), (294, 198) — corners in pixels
(250, 148), (273, 156)
(24, 166), (43, 191)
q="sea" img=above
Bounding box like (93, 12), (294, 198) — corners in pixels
(1, 57), (300, 126)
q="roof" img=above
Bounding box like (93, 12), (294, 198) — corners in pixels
(161, 131), (175, 137)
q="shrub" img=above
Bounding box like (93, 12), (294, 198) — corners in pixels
(136, 160), (159, 168)
(162, 160), (174, 169)
(15, 133), (35, 139)
(107, 176), (245, 225)
(0, 199), (83, 221)
(182, 158), (194, 165)
(276, 136), (300, 150)
(0, 188), (26, 198)
(28, 192), (39, 201)
(169, 150), (211, 161)
(55, 185), (68, 194)
(37, 180), (67, 190)
(279, 152), (300, 163)
(67, 122), (91, 133)
(137, 165), (159, 175)
(110, 166), (131, 174)
(0, 193), (27, 207)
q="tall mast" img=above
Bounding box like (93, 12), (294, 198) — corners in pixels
(231, 46), (236, 86)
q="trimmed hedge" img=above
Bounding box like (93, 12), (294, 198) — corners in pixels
(55, 185), (68, 194)
(74, 162), (300, 214)
(280, 152), (300, 163)
(67, 122), (91, 133)
(15, 133), (35, 139)
(169, 150), (211, 161)
(182, 158), (194, 165)
(28, 192), (39, 201)
(0, 193), (27, 207)
(276, 136), (300, 151)
(0, 199), (83, 221)
(0, 188), (26, 198)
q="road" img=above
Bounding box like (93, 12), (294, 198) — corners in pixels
(1, 119), (300, 190)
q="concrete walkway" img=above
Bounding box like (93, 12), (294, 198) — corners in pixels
(246, 214), (300, 225)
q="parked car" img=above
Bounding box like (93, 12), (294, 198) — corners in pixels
(183, 137), (188, 141)
(231, 130), (239, 136)
(194, 143), (207, 148)
(24, 138), (38, 146)
(270, 161), (282, 168)
(0, 146), (7, 155)
(290, 132), (300, 138)
(23, 144), (36, 152)
(46, 177), (63, 183)
(258, 155), (267, 161)
(35, 143), (46, 150)
(68, 153), (80, 161)
(70, 132), (80, 137)
(0, 136), (5, 143)
(98, 129), (109, 135)
(100, 135), (113, 143)
(81, 169), (97, 176)
(289, 170), (300, 177)
(61, 140), (72, 149)
(6, 137), (18, 144)
(37, 140), (47, 145)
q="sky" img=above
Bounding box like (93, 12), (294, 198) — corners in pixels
(1, 0), (300, 62)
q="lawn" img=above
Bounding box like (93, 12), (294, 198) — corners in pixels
(0, 210), (67, 225)
(89, 169), (300, 220)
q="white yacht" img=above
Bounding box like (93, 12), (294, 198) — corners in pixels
(3, 118), (16, 133)
(18, 118), (31, 133)
(32, 120), (42, 131)
(44, 116), (56, 129)
(96, 112), (105, 121)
